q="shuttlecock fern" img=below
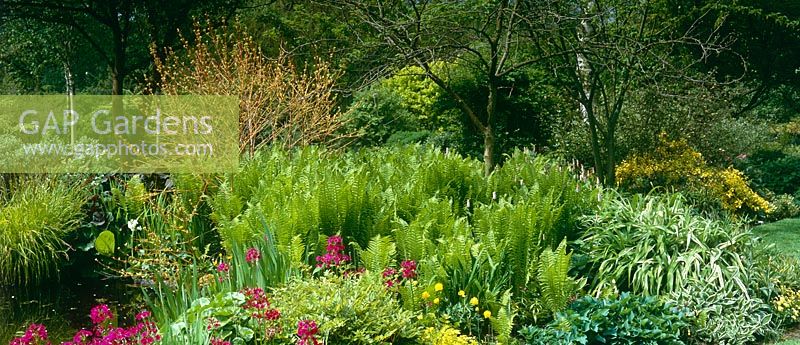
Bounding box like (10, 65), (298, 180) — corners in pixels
(491, 291), (516, 345)
(537, 239), (581, 315)
(357, 235), (396, 272)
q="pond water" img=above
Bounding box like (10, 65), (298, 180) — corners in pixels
(0, 277), (142, 343)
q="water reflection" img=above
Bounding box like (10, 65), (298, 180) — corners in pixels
(0, 278), (141, 343)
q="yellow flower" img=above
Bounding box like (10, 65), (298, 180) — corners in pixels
(469, 297), (479, 306)
(458, 290), (466, 297)
(417, 314), (424, 320)
(422, 291), (430, 299)
(435, 283), (444, 292)
(483, 310), (492, 319)
(433, 298), (440, 304)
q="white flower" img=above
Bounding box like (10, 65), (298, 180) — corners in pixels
(127, 218), (140, 231)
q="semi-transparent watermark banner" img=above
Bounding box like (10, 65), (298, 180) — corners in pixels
(0, 95), (239, 173)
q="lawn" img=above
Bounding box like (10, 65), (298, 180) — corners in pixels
(753, 218), (800, 259)
(753, 219), (800, 345)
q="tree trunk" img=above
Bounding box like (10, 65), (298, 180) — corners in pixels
(483, 126), (496, 176)
(483, 77), (500, 176)
(604, 124), (616, 186)
(111, 25), (126, 116)
(583, 100), (604, 183)
(64, 60), (75, 144)
(576, 0), (609, 184)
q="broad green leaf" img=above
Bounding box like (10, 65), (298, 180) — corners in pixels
(95, 230), (115, 256)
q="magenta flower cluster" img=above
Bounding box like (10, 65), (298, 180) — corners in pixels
(216, 261), (230, 273)
(382, 259), (417, 287)
(10, 305), (160, 345)
(400, 260), (417, 279)
(315, 235), (350, 268)
(241, 287), (281, 321)
(205, 287), (282, 343)
(245, 247), (261, 264)
(382, 267), (398, 287)
(296, 319), (320, 345)
(209, 338), (230, 345)
(89, 304), (113, 325)
(9, 324), (48, 345)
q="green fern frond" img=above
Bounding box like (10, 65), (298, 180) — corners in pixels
(357, 235), (397, 272)
(491, 291), (516, 345)
(537, 239), (578, 315)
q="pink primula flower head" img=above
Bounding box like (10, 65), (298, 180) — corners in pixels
(217, 261), (230, 273)
(245, 247), (261, 264)
(297, 319), (320, 345)
(400, 260), (417, 279)
(90, 304), (113, 325)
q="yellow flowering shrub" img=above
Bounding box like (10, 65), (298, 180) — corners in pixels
(711, 168), (771, 213)
(421, 325), (479, 345)
(773, 286), (800, 323)
(616, 134), (770, 214)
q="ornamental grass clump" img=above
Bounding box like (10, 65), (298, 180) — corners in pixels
(0, 177), (86, 286)
(580, 192), (758, 296)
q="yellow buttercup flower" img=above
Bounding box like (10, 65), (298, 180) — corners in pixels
(435, 283), (444, 292)
(458, 290), (466, 297)
(433, 298), (440, 304)
(469, 297), (479, 306)
(483, 310), (492, 319)
(422, 291), (431, 299)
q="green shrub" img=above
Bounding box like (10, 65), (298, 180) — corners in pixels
(386, 130), (431, 146)
(736, 149), (800, 197)
(553, 83), (771, 169)
(269, 272), (421, 344)
(0, 177), (86, 285)
(519, 292), (690, 345)
(579, 192), (757, 296)
(764, 193), (800, 221)
(342, 86), (415, 146)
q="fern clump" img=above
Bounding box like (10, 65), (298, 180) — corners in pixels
(206, 145), (602, 330)
(537, 240), (584, 315)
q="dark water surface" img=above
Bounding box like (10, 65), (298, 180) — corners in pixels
(0, 277), (142, 344)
